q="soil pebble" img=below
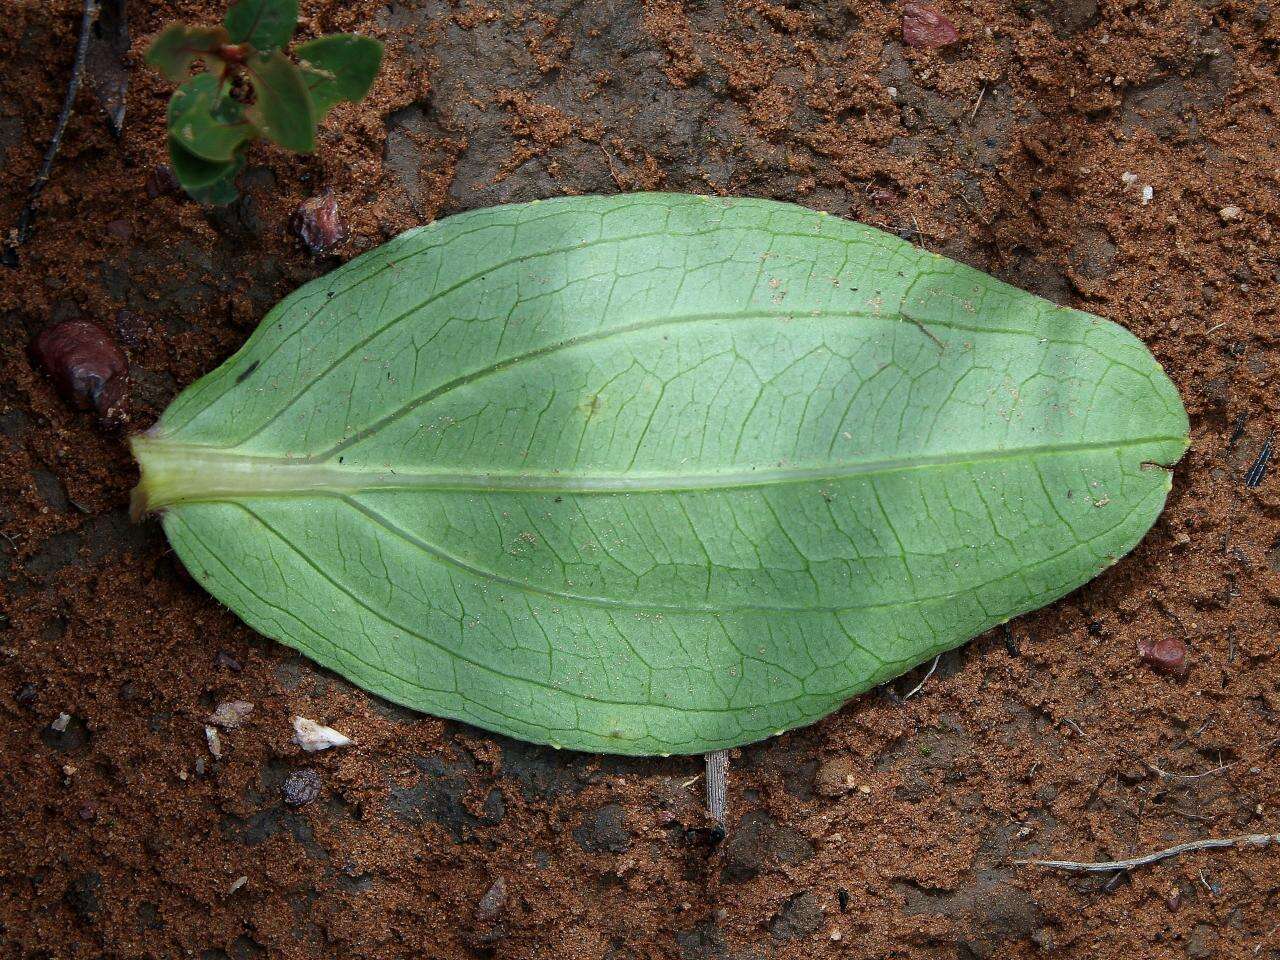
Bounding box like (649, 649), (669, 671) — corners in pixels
(813, 756), (859, 797)
(902, 2), (959, 49)
(572, 803), (630, 853)
(770, 891), (823, 939)
(1137, 637), (1189, 675)
(291, 716), (352, 751)
(290, 190), (349, 255)
(208, 700), (254, 729)
(722, 810), (814, 880)
(29, 320), (128, 418)
(282, 769), (323, 807)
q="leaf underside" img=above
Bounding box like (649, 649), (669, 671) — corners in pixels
(133, 194), (1189, 755)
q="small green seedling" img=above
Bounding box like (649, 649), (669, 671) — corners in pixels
(146, 0), (383, 204)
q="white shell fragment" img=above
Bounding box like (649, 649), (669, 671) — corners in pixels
(228, 876), (248, 896)
(50, 712), (71, 733)
(1219, 205), (1243, 222)
(208, 700), (254, 729)
(204, 724), (223, 759)
(291, 716), (352, 752)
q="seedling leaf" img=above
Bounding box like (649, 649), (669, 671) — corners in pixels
(167, 74), (251, 162)
(145, 23), (228, 82)
(223, 0), (297, 51)
(167, 135), (242, 191)
(246, 50), (315, 153)
(132, 194), (1189, 756)
(295, 34), (385, 118)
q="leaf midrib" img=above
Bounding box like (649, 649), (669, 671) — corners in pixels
(133, 433), (1185, 512)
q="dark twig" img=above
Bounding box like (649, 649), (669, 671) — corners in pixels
(3, 0), (99, 267)
(1244, 432), (1274, 488)
(1016, 832), (1280, 873)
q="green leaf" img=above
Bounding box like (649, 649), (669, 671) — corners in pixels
(184, 155), (245, 206)
(245, 50), (315, 153)
(145, 23), (228, 81)
(167, 135), (241, 191)
(167, 74), (251, 162)
(223, 0), (297, 50)
(131, 194), (1189, 756)
(295, 34), (384, 118)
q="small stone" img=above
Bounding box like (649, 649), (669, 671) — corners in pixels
(15, 684), (37, 708)
(145, 164), (180, 199)
(208, 700), (254, 729)
(66, 872), (102, 920)
(214, 650), (243, 672)
(476, 876), (506, 920)
(292, 715), (352, 751)
(282, 768), (323, 806)
(813, 756), (858, 797)
(1121, 171), (1139, 185)
(204, 725), (223, 758)
(290, 190), (349, 255)
(902, 2), (960, 49)
(1138, 636), (1188, 675)
(228, 876), (248, 896)
(572, 803), (631, 853)
(1219, 205), (1244, 222)
(50, 712), (71, 733)
(771, 891), (823, 940)
(30, 321), (128, 418)
(1141, 185), (1154, 205)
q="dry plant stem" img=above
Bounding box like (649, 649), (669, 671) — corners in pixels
(4, 0), (99, 265)
(705, 750), (729, 827)
(903, 654), (941, 700)
(1016, 833), (1280, 873)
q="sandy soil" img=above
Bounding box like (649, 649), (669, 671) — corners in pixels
(1, 0), (1278, 957)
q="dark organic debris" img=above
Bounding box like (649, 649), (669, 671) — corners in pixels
(282, 768), (322, 806)
(1227, 412), (1247, 446)
(902, 2), (960, 49)
(290, 190), (349, 255)
(84, 0), (129, 136)
(30, 320), (128, 418)
(1244, 432), (1273, 488)
(3, 0), (99, 266)
(1137, 636), (1188, 676)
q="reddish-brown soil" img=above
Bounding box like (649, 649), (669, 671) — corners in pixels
(2, 1), (1279, 957)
